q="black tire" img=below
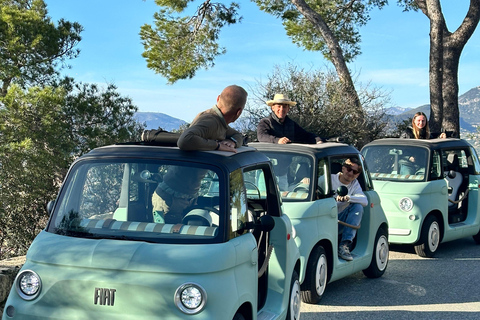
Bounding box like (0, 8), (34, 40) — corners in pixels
(473, 228), (480, 244)
(233, 312), (246, 320)
(301, 246), (328, 304)
(414, 215), (441, 258)
(363, 227), (389, 278)
(286, 270), (301, 320)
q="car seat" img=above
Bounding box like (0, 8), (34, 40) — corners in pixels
(444, 153), (464, 212)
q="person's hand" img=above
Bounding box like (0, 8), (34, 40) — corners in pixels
(218, 140), (237, 153)
(336, 195), (350, 202)
(220, 139), (235, 148)
(278, 137), (291, 144)
(439, 132), (447, 139)
(300, 178), (310, 184)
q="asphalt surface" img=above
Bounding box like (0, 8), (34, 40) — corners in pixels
(300, 237), (480, 320)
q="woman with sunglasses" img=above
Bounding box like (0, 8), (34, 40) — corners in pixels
(332, 158), (368, 261)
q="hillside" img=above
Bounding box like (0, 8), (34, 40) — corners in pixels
(134, 86), (480, 134)
(134, 112), (186, 132)
(388, 86), (480, 133)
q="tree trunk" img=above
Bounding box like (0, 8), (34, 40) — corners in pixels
(442, 41), (460, 133)
(424, 0), (445, 133)
(290, 0), (362, 114)
(416, 0), (480, 136)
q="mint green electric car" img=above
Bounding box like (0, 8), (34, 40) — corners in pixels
(361, 138), (480, 257)
(251, 142), (389, 304)
(2, 142), (302, 320)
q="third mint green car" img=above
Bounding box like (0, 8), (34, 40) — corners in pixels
(361, 138), (480, 257)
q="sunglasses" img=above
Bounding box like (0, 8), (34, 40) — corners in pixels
(344, 165), (360, 175)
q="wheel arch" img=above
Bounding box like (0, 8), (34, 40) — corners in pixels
(234, 301), (253, 320)
(379, 222), (389, 239)
(421, 210), (445, 243)
(306, 239), (334, 283)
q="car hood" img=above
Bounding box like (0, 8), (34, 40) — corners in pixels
(26, 231), (247, 273)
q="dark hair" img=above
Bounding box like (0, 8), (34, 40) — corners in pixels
(343, 158), (362, 171)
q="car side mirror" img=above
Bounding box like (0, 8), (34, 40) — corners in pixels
(447, 170), (457, 179)
(46, 200), (55, 216)
(336, 186), (348, 197)
(257, 215), (275, 232)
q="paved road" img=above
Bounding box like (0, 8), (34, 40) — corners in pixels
(300, 237), (480, 320)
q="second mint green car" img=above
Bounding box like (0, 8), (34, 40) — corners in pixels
(252, 142), (389, 304)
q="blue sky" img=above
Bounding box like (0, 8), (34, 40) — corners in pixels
(45, 0), (480, 122)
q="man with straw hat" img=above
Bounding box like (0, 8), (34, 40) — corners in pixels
(257, 93), (323, 144)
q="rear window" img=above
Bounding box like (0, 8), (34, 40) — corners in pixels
(47, 159), (225, 244)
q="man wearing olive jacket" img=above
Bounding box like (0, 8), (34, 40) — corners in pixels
(177, 85), (247, 153)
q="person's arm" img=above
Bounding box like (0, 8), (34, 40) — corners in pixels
(177, 118), (220, 151)
(292, 120), (321, 144)
(257, 118), (280, 143)
(347, 181), (368, 207)
(225, 126), (243, 148)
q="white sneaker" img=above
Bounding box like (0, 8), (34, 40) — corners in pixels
(338, 243), (353, 261)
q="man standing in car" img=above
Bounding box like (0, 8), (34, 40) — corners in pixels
(177, 85), (247, 152)
(257, 93), (323, 144)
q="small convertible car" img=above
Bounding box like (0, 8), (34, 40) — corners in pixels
(361, 138), (480, 257)
(3, 141), (302, 320)
(251, 142), (389, 304)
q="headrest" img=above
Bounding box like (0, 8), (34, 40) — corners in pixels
(447, 153), (459, 168)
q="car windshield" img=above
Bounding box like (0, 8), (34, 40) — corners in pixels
(47, 159), (224, 243)
(362, 145), (429, 182)
(260, 151), (313, 200)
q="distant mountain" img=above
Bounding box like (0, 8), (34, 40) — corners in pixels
(385, 106), (411, 116)
(387, 86), (480, 133)
(135, 112), (186, 132)
(135, 87), (480, 134)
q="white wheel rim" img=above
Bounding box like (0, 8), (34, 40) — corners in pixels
(315, 254), (328, 296)
(376, 235), (389, 271)
(290, 278), (301, 320)
(428, 221), (440, 252)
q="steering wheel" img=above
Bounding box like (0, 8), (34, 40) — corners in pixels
(245, 181), (261, 198)
(183, 206), (220, 226)
(293, 183), (309, 193)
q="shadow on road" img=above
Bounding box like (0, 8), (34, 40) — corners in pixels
(300, 237), (480, 320)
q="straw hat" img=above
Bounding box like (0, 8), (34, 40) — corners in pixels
(266, 93), (297, 106)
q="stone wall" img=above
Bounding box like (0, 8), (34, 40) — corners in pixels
(0, 257), (25, 319)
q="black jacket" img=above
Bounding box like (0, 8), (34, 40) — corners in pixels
(257, 113), (322, 144)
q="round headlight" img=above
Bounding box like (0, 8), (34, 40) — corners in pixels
(174, 283), (206, 314)
(15, 270), (41, 300)
(399, 197), (414, 212)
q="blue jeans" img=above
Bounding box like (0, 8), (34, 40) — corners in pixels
(338, 203), (364, 243)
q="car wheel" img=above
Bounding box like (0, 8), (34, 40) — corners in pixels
(473, 228), (480, 244)
(301, 245), (328, 304)
(363, 227), (389, 278)
(414, 215), (440, 258)
(286, 270), (301, 320)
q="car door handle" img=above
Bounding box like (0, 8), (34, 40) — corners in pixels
(331, 206), (337, 218)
